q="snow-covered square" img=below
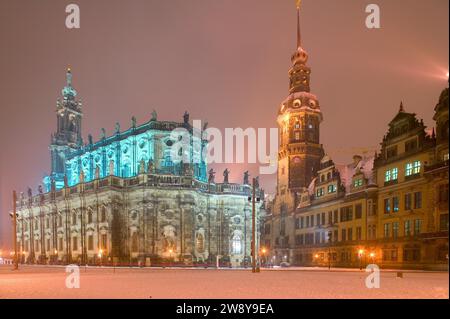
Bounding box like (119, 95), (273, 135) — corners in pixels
(0, 265), (448, 299)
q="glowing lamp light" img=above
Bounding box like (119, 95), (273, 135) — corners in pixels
(369, 252), (375, 258)
(261, 248), (267, 254)
(98, 249), (103, 258)
(358, 249), (365, 255)
(314, 254), (319, 259)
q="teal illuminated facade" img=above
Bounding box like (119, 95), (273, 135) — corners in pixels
(44, 69), (207, 191)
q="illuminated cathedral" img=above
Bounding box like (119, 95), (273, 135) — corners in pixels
(13, 69), (264, 267)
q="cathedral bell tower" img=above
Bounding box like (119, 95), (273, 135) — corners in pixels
(276, 2), (324, 210)
(46, 68), (83, 190)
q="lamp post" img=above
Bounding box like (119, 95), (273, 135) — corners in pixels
(169, 249), (173, 268)
(12, 191), (18, 270)
(98, 249), (103, 266)
(248, 178), (261, 273)
(369, 252), (375, 264)
(261, 247), (267, 268)
(327, 230), (332, 270)
(358, 249), (365, 270)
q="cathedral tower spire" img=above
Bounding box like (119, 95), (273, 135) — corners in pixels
(296, 0), (302, 49)
(289, 1), (310, 94)
(275, 1), (324, 210)
(46, 67), (84, 190)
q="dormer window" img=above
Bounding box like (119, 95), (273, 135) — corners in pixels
(316, 188), (325, 197)
(328, 184), (337, 193)
(353, 179), (363, 188)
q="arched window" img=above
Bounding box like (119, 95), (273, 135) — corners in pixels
(72, 212), (77, 225)
(163, 148), (173, 167)
(122, 163), (130, 178)
(232, 233), (242, 255)
(101, 206), (106, 223)
(87, 209), (93, 224)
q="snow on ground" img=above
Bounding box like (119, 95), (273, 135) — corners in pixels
(0, 265), (448, 299)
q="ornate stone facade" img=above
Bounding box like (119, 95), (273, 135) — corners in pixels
(13, 70), (264, 268)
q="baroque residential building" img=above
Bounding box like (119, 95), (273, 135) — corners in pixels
(12, 69), (264, 267)
(262, 6), (448, 270)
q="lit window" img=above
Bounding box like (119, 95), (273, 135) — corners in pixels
(406, 161), (421, 176)
(393, 197), (399, 212)
(316, 188), (325, 197)
(385, 170), (391, 182)
(384, 198), (391, 214)
(353, 179), (363, 187)
(327, 184), (337, 193)
(385, 168), (398, 182)
(392, 168), (398, 180)
(232, 234), (242, 254)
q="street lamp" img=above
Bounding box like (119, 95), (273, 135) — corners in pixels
(358, 249), (365, 270)
(98, 249), (103, 266)
(168, 249), (173, 267)
(369, 252), (375, 263)
(261, 247), (267, 268)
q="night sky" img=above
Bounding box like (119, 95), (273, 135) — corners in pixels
(0, 0), (448, 249)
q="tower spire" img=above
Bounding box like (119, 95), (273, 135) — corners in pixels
(62, 67), (77, 99)
(296, 0), (302, 48)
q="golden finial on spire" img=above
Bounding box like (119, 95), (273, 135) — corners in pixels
(296, 0), (302, 10)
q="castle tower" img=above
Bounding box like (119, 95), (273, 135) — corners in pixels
(276, 2), (324, 208)
(47, 68), (83, 189)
